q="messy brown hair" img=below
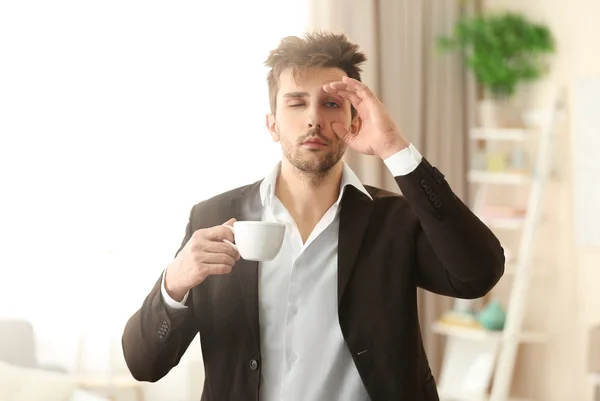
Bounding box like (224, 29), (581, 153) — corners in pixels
(264, 31), (367, 117)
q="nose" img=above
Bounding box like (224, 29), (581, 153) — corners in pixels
(308, 106), (323, 129)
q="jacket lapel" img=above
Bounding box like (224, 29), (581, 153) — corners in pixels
(229, 180), (374, 346)
(230, 181), (263, 351)
(338, 186), (374, 305)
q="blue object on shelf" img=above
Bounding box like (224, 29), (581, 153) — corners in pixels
(478, 299), (506, 331)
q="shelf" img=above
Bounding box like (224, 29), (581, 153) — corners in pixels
(432, 321), (503, 342)
(439, 392), (533, 401)
(468, 170), (530, 185)
(479, 215), (525, 230)
(502, 265), (553, 278)
(432, 322), (547, 344)
(502, 258), (554, 277)
(470, 127), (534, 141)
(76, 374), (143, 390)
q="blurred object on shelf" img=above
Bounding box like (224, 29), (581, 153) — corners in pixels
(439, 310), (482, 330)
(509, 145), (526, 171)
(487, 151), (508, 172)
(478, 299), (506, 331)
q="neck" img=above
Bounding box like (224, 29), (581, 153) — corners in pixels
(275, 160), (344, 235)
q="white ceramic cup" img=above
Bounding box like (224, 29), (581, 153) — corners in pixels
(223, 221), (286, 262)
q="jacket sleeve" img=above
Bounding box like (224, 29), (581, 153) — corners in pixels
(121, 205), (199, 382)
(395, 158), (505, 299)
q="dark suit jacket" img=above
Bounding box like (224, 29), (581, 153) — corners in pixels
(122, 158), (504, 400)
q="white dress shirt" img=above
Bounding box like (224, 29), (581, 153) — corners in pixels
(162, 144), (423, 401)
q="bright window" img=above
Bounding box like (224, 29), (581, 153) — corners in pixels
(0, 0), (308, 357)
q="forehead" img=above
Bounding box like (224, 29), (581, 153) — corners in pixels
(277, 67), (346, 94)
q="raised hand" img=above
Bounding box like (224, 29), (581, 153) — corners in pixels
(323, 76), (409, 159)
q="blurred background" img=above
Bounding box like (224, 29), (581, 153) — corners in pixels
(0, 0), (598, 400)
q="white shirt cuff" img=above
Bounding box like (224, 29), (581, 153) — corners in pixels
(161, 269), (189, 310)
(383, 143), (423, 176)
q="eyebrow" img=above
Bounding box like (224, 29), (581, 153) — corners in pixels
(283, 92), (309, 98)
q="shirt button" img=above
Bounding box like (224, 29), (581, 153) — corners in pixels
(289, 353), (298, 363)
(290, 306), (298, 316)
(249, 359), (259, 371)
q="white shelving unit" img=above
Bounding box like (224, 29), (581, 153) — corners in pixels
(470, 127), (532, 141)
(432, 322), (547, 344)
(435, 88), (562, 401)
(479, 216), (525, 231)
(467, 170), (530, 185)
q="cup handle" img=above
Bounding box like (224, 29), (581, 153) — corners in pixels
(222, 224), (237, 251)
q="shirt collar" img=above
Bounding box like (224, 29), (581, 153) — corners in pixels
(259, 161), (373, 208)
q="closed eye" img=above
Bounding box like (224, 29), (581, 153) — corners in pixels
(289, 103), (304, 108)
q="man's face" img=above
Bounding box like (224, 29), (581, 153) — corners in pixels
(266, 67), (358, 175)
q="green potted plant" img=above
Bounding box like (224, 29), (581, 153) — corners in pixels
(437, 11), (556, 127)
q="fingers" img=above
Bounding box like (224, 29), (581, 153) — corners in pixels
(341, 76), (371, 93)
(196, 251), (237, 266)
(205, 264), (233, 277)
(331, 122), (354, 143)
(203, 240), (240, 261)
(323, 76), (374, 102)
(222, 218), (236, 227)
(325, 81), (348, 90)
(337, 90), (362, 107)
(323, 84), (363, 109)
(199, 224), (235, 243)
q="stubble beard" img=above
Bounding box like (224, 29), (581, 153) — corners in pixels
(280, 128), (346, 187)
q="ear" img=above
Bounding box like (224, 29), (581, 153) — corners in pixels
(266, 113), (279, 142)
(349, 115), (362, 135)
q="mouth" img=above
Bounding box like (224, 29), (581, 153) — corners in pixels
(302, 138), (327, 148)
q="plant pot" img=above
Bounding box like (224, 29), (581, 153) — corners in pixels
(477, 98), (522, 128)
(478, 99), (502, 128)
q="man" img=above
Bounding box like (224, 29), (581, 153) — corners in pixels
(122, 31), (504, 400)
